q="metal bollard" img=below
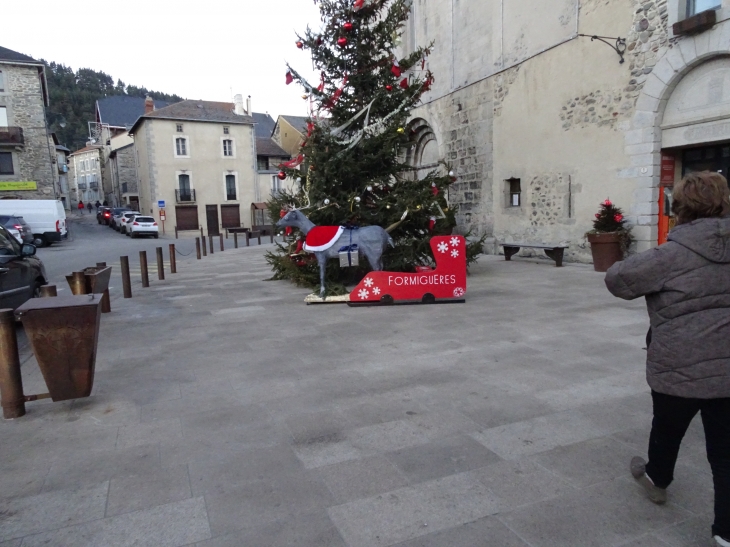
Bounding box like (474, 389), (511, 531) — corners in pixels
(156, 247), (165, 281)
(39, 285), (57, 297)
(96, 262), (111, 313)
(270, 232), (274, 244)
(209, 235), (214, 254)
(0, 309), (25, 419)
(169, 244), (177, 273)
(140, 251), (149, 288)
(195, 238), (201, 259)
(202, 235), (207, 256)
(246, 232), (250, 247)
(121, 256), (132, 298)
(219, 234), (224, 252)
(68, 271), (88, 295)
(234, 232), (238, 249)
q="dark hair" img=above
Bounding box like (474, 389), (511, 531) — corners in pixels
(672, 171), (730, 225)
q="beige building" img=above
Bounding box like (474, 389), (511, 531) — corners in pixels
(129, 98), (260, 235)
(401, 0), (730, 259)
(68, 145), (103, 206)
(272, 115), (308, 157)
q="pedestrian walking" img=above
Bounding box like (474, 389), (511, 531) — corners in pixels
(102, 200), (108, 206)
(86, 202), (92, 214)
(95, 200), (101, 211)
(605, 171), (730, 547)
(77, 201), (84, 214)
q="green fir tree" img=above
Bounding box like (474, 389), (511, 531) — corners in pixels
(266, 0), (484, 295)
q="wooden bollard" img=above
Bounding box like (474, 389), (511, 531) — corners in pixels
(234, 232), (238, 249)
(209, 235), (214, 255)
(39, 285), (57, 297)
(200, 227), (204, 240)
(219, 234), (224, 252)
(202, 235), (207, 256)
(96, 262), (111, 313)
(140, 251), (149, 288)
(0, 309), (25, 419)
(169, 244), (177, 273)
(195, 238), (201, 259)
(121, 256), (132, 298)
(246, 232), (250, 247)
(156, 247), (165, 281)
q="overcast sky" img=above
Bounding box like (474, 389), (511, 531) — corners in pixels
(5, 0), (322, 119)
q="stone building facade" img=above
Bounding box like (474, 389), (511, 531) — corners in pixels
(402, 0), (730, 260)
(0, 46), (56, 200)
(68, 146), (103, 207)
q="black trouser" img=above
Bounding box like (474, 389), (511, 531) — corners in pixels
(646, 390), (730, 538)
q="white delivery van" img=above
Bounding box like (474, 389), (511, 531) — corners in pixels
(0, 200), (67, 247)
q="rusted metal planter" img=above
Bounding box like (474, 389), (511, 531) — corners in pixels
(16, 295), (102, 402)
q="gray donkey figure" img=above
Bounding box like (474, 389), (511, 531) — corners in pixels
(277, 209), (394, 297)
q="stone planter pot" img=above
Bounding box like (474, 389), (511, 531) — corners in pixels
(587, 232), (624, 272)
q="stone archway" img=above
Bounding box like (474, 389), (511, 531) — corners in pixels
(405, 118), (441, 180)
(623, 25), (730, 251)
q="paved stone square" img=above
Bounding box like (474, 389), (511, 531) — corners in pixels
(0, 244), (717, 546)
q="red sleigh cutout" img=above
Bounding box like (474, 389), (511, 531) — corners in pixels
(348, 235), (467, 306)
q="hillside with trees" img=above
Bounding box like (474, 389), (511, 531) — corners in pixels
(42, 61), (184, 150)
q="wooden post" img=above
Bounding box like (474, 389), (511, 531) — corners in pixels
(96, 262), (111, 313)
(202, 235), (207, 256)
(39, 285), (57, 297)
(140, 251), (149, 288)
(156, 247), (165, 280)
(0, 309), (25, 419)
(219, 234), (224, 252)
(234, 232), (238, 249)
(121, 256), (132, 298)
(169, 244), (177, 273)
(209, 235), (214, 254)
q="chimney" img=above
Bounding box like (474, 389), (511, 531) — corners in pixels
(144, 95), (154, 114)
(233, 94), (245, 115)
(246, 95), (252, 116)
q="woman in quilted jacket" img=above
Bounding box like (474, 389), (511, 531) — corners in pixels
(605, 171), (730, 546)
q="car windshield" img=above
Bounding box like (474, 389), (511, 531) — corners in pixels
(135, 217), (154, 222)
(112, 208), (128, 215)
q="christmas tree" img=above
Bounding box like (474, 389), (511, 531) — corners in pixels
(592, 199), (628, 233)
(266, 0), (484, 295)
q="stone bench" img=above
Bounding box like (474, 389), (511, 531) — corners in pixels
(500, 243), (569, 267)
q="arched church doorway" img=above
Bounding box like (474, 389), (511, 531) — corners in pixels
(658, 56), (730, 244)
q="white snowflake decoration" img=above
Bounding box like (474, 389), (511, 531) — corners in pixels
(358, 289), (370, 299)
(373, 287), (381, 295)
(453, 287), (465, 297)
(451, 249), (459, 258)
(437, 242), (449, 253)
(450, 237), (460, 247)
(363, 277), (374, 288)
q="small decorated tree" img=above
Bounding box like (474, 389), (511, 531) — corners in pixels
(586, 198), (633, 272)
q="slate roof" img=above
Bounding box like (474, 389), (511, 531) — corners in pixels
(0, 46), (41, 65)
(252, 112), (276, 138)
(129, 100), (255, 133)
(96, 96), (170, 128)
(280, 115), (309, 134)
(256, 137), (289, 158)
(69, 145), (101, 156)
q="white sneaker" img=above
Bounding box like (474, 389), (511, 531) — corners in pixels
(715, 535), (730, 547)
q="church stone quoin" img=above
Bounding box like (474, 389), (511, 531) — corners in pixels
(403, 0), (730, 261)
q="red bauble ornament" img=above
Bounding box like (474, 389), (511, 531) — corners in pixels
(385, 84), (393, 91)
(343, 22), (354, 32)
(337, 37), (348, 47)
(614, 214), (623, 222)
(277, 171), (287, 180)
(353, 0), (364, 9)
(604, 199), (612, 206)
(296, 41), (303, 49)
(595, 213), (601, 219)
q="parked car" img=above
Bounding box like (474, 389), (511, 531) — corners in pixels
(97, 207), (113, 225)
(127, 216), (159, 239)
(0, 225), (47, 310)
(118, 212), (141, 234)
(112, 210), (137, 232)
(0, 215), (33, 244)
(108, 208), (130, 230)
(0, 200), (67, 247)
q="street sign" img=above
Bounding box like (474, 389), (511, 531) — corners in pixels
(157, 200), (165, 208)
(160, 209), (166, 221)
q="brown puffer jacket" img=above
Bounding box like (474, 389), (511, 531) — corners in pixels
(605, 216), (730, 399)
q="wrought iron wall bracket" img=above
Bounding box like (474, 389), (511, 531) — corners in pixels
(579, 34), (627, 64)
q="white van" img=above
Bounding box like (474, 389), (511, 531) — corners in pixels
(0, 200), (67, 247)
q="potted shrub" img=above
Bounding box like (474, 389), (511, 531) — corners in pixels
(585, 199), (632, 272)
